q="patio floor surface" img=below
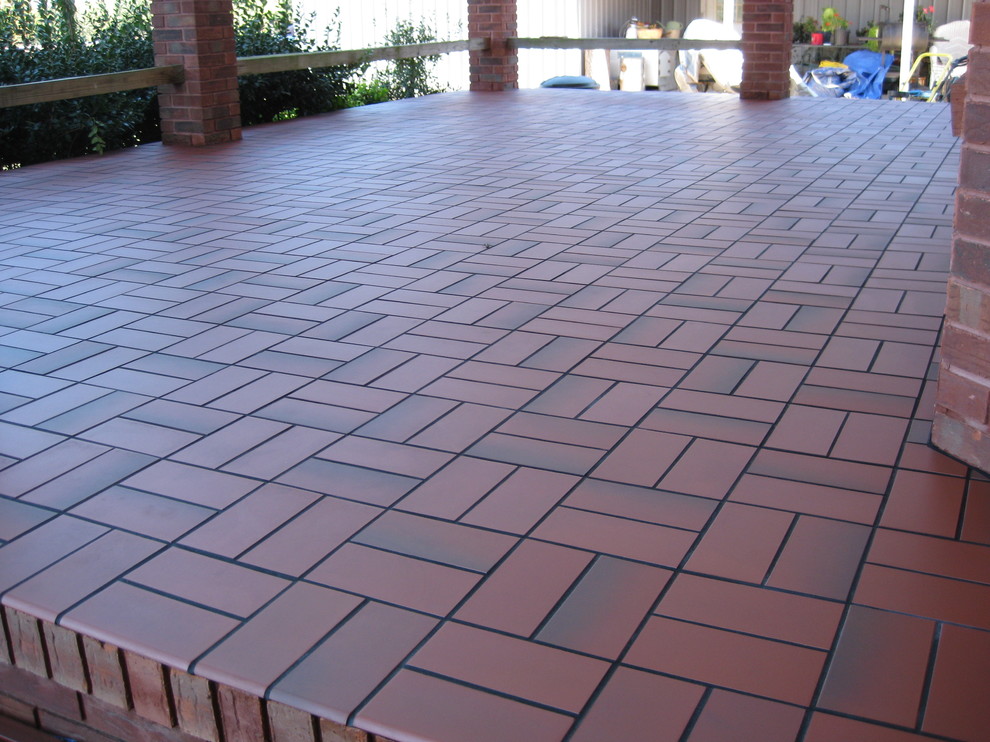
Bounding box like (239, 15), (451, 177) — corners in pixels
(1, 89), (989, 742)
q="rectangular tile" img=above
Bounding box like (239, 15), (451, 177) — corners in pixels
(455, 540), (592, 636)
(409, 622), (608, 713)
(590, 429), (691, 487)
(533, 507), (695, 566)
(61, 582), (238, 672)
(880, 470), (966, 537)
(924, 624), (990, 741)
(768, 516), (871, 599)
(729, 473), (882, 523)
(658, 574), (843, 649)
(819, 605), (934, 726)
(195, 582), (363, 696)
(537, 556), (671, 658)
(353, 511), (516, 572)
(460, 467), (580, 534)
(4, 530), (161, 622)
(0, 516), (108, 593)
(686, 503), (794, 583)
(240, 496), (380, 577)
(355, 669), (572, 742)
(307, 543), (479, 616)
(128, 547), (289, 618)
(855, 564), (990, 630)
(562, 478), (715, 531)
(571, 667), (704, 742)
(626, 616), (826, 706)
(271, 602), (438, 725)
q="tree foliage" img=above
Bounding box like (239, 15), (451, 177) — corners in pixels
(377, 19), (448, 101)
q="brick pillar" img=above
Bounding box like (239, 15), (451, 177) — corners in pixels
(151, 0), (241, 146)
(933, 0), (990, 471)
(740, 0), (793, 100)
(467, 0), (519, 91)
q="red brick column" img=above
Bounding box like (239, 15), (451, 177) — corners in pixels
(467, 0), (519, 91)
(740, 0), (793, 100)
(933, 1), (990, 471)
(151, 0), (241, 146)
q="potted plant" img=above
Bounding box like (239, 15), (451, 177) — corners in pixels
(665, 20), (683, 39)
(793, 16), (819, 44)
(822, 8), (850, 45)
(637, 21), (663, 39)
(858, 20), (880, 51)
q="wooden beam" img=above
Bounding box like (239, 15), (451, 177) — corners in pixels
(237, 38), (489, 77)
(0, 40), (488, 109)
(0, 65), (184, 108)
(510, 36), (743, 51)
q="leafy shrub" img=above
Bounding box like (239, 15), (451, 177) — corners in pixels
(0, 0), (157, 169)
(234, 0), (357, 125)
(792, 16), (819, 43)
(342, 80), (392, 108)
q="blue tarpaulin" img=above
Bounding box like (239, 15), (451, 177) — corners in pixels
(842, 50), (894, 99)
(803, 50), (894, 99)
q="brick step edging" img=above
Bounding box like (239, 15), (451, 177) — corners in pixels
(1, 605), (388, 742)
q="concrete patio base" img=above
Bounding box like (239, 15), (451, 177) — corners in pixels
(1, 90), (988, 742)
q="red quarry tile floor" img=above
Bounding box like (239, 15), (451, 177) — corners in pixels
(0, 89), (987, 742)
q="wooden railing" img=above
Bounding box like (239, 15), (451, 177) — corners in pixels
(0, 39), (488, 109)
(237, 38), (487, 76)
(0, 35), (740, 109)
(511, 36), (743, 51)
(0, 65), (184, 108)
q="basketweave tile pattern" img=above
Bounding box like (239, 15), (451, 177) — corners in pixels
(0, 89), (986, 742)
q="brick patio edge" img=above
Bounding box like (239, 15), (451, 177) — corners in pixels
(0, 605), (388, 742)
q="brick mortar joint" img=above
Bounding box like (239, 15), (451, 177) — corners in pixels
(948, 270), (990, 293)
(945, 314), (990, 342)
(956, 185), (990, 202)
(961, 140), (990, 156)
(941, 360), (990, 387)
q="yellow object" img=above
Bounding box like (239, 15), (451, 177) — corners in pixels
(820, 60), (848, 68)
(905, 52), (954, 101)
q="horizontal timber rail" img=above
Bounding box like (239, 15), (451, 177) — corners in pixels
(510, 36), (743, 51)
(0, 65), (184, 108)
(237, 38), (488, 76)
(0, 39), (486, 109)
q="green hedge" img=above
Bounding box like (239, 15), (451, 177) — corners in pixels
(0, 0), (359, 169)
(0, 1), (444, 170)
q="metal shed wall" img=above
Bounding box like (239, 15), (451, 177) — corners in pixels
(790, 0), (974, 33)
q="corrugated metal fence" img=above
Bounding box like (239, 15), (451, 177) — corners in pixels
(325, 0), (973, 90)
(791, 0), (973, 33)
